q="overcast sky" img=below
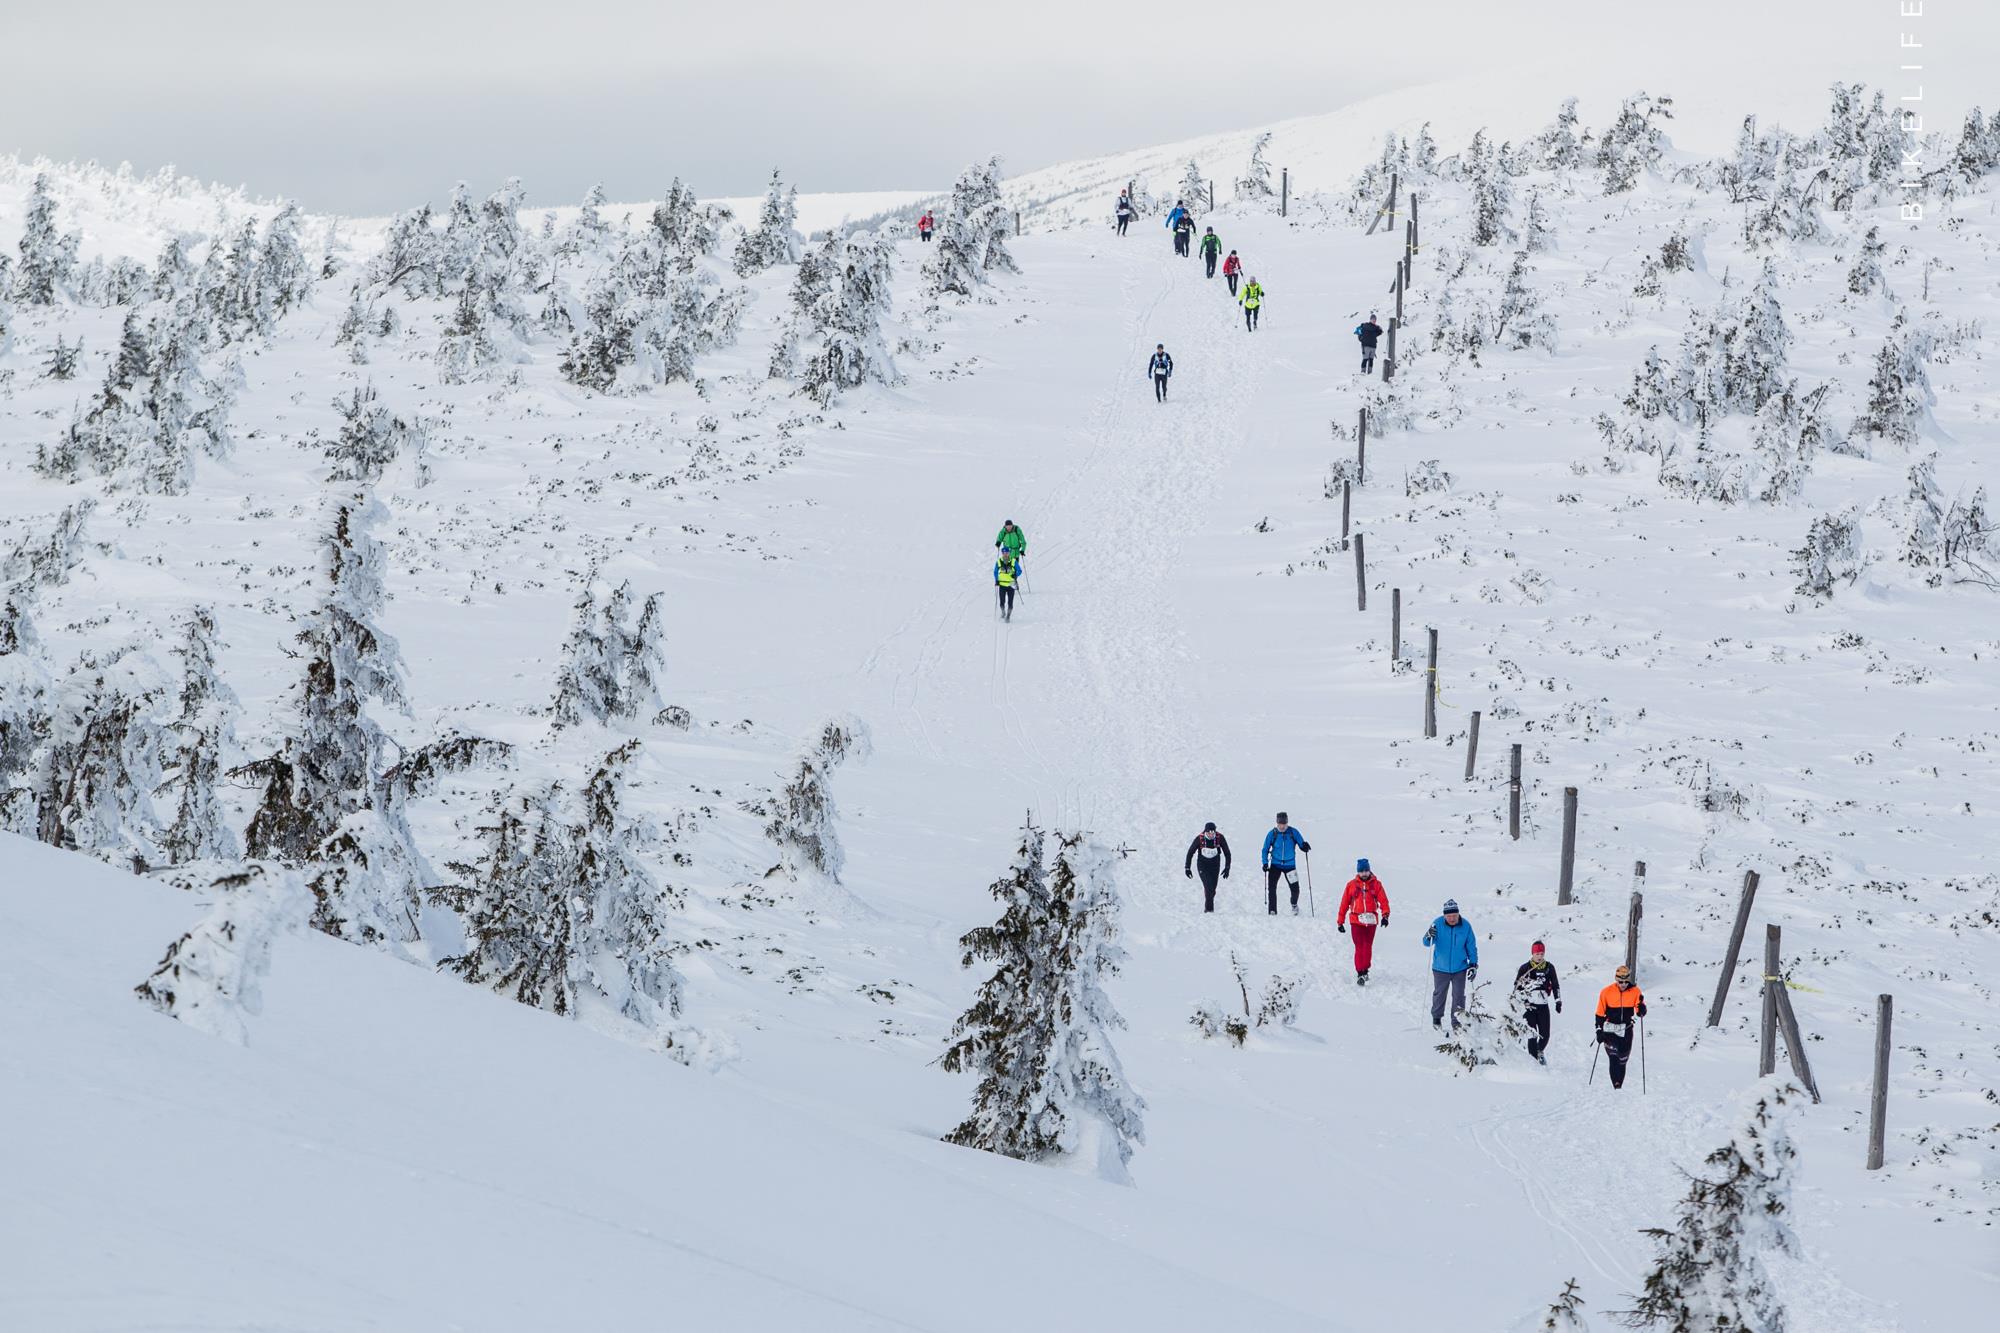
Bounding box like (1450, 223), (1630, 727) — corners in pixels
(4, 1), (1994, 214)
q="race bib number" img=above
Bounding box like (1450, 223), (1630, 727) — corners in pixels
(1357, 911), (1379, 926)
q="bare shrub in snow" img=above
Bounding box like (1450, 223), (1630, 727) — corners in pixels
(134, 863), (309, 1045)
(1191, 1002), (1248, 1046)
(1255, 975), (1302, 1028)
(1406, 460), (1453, 496)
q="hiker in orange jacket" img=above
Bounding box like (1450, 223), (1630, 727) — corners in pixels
(1594, 966), (1647, 1090)
(1336, 859), (1390, 984)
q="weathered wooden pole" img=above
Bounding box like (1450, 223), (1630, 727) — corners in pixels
(1424, 629), (1439, 738)
(1208, 179), (1215, 209)
(1340, 480), (1351, 548)
(1508, 744), (1523, 841)
(1356, 408), (1367, 483)
(1774, 984), (1821, 1103)
(1354, 533), (1367, 612)
(1625, 873), (1645, 982)
(1557, 787), (1579, 905)
(1394, 267), (1404, 323)
(1383, 318), (1397, 382)
(1706, 871), (1761, 1027)
(1280, 168), (1288, 217)
(1867, 995), (1893, 1169)
(1015, 210), (1022, 237)
(1388, 171), (1399, 224)
(1463, 710), (1481, 780)
(1410, 193), (1420, 253)
(1759, 924), (1782, 1077)
(1390, 588), (1401, 665)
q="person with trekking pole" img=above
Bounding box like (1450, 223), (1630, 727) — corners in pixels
(1199, 226), (1223, 278)
(1336, 859), (1390, 985)
(1221, 249), (1243, 297)
(1115, 192), (1134, 236)
(1183, 821), (1232, 913)
(1259, 812), (1311, 915)
(1147, 343), (1174, 403)
(995, 520), (1027, 594)
(1512, 941), (1562, 1064)
(1239, 276), (1264, 332)
(993, 548), (1020, 622)
(1173, 211), (1196, 257)
(1355, 314), (1384, 373)
(1593, 964), (1647, 1090)
(1164, 199), (1189, 254)
(1422, 899), (1478, 1032)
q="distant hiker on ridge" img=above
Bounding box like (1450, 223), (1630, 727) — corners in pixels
(1336, 859), (1389, 985)
(1355, 314), (1384, 372)
(1260, 812), (1311, 915)
(1147, 343), (1174, 403)
(1184, 821), (1233, 913)
(1200, 226), (1222, 278)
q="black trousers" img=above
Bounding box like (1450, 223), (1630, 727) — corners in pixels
(1265, 866), (1298, 912)
(1196, 859), (1221, 911)
(1227, 273), (1239, 296)
(1204, 251), (1218, 276)
(919, 230), (932, 242)
(1117, 216), (1130, 235)
(1244, 305), (1259, 331)
(1525, 1004), (1552, 1058)
(997, 584), (1015, 619)
(1174, 232), (1190, 255)
(1602, 1030), (1634, 1087)
(1153, 374), (1169, 402)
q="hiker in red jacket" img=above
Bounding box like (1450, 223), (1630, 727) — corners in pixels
(1221, 250), (1243, 297)
(917, 211), (935, 243)
(1336, 859), (1390, 984)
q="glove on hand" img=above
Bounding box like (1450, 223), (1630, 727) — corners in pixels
(1222, 869), (1229, 879)
(1337, 924), (1347, 934)
(1636, 1002), (1648, 1018)
(1466, 965), (1478, 983)
(1555, 1000), (1563, 1014)
(1185, 869), (1192, 879)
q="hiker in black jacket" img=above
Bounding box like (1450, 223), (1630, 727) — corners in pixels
(1512, 941), (1562, 1064)
(1184, 822), (1232, 912)
(1355, 314), (1384, 372)
(1147, 344), (1174, 402)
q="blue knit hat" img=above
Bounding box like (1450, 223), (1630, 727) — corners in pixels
(1357, 858), (1371, 872)
(1442, 898), (1460, 913)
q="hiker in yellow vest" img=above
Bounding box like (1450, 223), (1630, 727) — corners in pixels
(1239, 277), (1264, 332)
(994, 551), (1020, 622)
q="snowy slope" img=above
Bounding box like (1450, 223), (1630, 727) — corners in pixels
(5, 83), (1999, 1333)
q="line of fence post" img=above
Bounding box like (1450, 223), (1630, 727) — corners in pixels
(1508, 744), (1523, 840)
(1759, 924), (1781, 1076)
(1341, 480), (1351, 548)
(1388, 171), (1398, 225)
(1354, 533), (1367, 612)
(1410, 193), (1420, 255)
(1706, 870), (1761, 1026)
(1281, 168), (1288, 217)
(1557, 787), (1578, 905)
(1867, 994), (1893, 1169)
(1423, 629), (1439, 737)
(1463, 710), (1481, 780)
(1394, 266), (1404, 323)
(1356, 407), (1367, 483)
(1390, 588), (1401, 665)
(1625, 868), (1644, 982)
(1773, 981), (1821, 1103)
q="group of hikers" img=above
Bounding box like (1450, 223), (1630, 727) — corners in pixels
(992, 519), (1026, 620)
(1185, 815), (1652, 1088)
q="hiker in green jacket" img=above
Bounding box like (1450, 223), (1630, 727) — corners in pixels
(1199, 227), (1223, 278)
(995, 520), (1027, 590)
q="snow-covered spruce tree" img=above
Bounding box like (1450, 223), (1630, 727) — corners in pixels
(434, 741), (683, 1028)
(3, 498), (95, 593)
(796, 230), (899, 405)
(1492, 252), (1556, 351)
(43, 334), (81, 380)
(1743, 142), (1828, 250)
(1598, 94), (1674, 194)
(12, 173), (80, 305)
(732, 169), (800, 277)
(762, 715), (869, 881)
(1464, 130), (1514, 245)
(558, 278), (638, 392)
(257, 202), (313, 324)
(1531, 97), (1589, 172)
(151, 235), (192, 302)
(1790, 507), (1864, 599)
(1851, 315), (1933, 447)
(1523, 189), (1554, 253)
(333, 282), (372, 363)
(435, 267), (499, 385)
(325, 381), (418, 484)
(27, 644), (174, 870)
(1749, 383), (1836, 503)
(925, 158), (1014, 298)
(0, 599), (51, 834)
(438, 182), (482, 289)
(216, 218), (266, 338)
(942, 824), (1146, 1179)
(1617, 1079), (1797, 1332)
(1846, 225), (1888, 298)
(549, 577), (665, 727)
(159, 607), (240, 865)
(1540, 1279), (1594, 1332)
(768, 231), (836, 380)
(238, 492), (420, 943)
(1949, 107), (1999, 188)
(1238, 133), (1276, 202)
(36, 309), (231, 494)
(1725, 260), (1792, 414)
(134, 863), (309, 1044)
(1179, 160), (1209, 210)
(1895, 456), (1994, 587)
(368, 204), (441, 296)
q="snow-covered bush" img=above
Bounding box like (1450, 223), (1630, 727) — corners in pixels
(1178, 160), (1209, 210)
(37, 308), (233, 494)
(159, 607), (239, 865)
(134, 863), (310, 1045)
(1851, 314), (1934, 447)
(1791, 507), (1865, 599)
(1537, 1279), (1593, 1331)
(782, 229), (899, 405)
(3, 498), (95, 592)
(1190, 1001), (1248, 1046)
(1435, 980), (1522, 1071)
(732, 169), (800, 277)
(550, 577), (665, 727)
(1598, 94), (1674, 193)
(11, 173), (80, 305)
(1255, 975), (1302, 1028)
(762, 715), (870, 881)
(325, 381), (423, 485)
(1846, 225), (1888, 298)
(1237, 133), (1277, 202)
(925, 158), (1015, 298)
(1618, 1079), (1797, 1331)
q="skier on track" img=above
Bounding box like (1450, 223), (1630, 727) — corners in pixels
(1336, 859), (1390, 985)
(1355, 314), (1384, 372)
(1239, 277), (1264, 332)
(917, 211), (935, 243)
(1259, 812), (1311, 916)
(1513, 941), (1562, 1064)
(1222, 250), (1242, 296)
(1173, 211), (1196, 257)
(1200, 226), (1222, 278)
(995, 520), (1026, 588)
(994, 550), (1020, 622)
(1147, 344), (1174, 402)
(1116, 192), (1133, 236)
(1184, 822), (1233, 913)
(1594, 965), (1647, 1090)
(1423, 899), (1478, 1031)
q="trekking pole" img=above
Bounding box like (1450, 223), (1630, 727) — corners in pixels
(1588, 1036), (1601, 1085)
(1639, 1016), (1647, 1094)
(1305, 853), (1316, 916)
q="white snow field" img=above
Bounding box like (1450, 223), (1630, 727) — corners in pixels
(3, 85), (1998, 1332)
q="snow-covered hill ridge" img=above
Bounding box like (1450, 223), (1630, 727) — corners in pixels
(5, 83), (1999, 1331)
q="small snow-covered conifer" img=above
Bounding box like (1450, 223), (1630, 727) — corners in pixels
(1846, 225), (1887, 297)
(732, 169), (801, 276)
(159, 607), (240, 865)
(1598, 94), (1673, 194)
(550, 577), (666, 726)
(1532, 98), (1588, 171)
(134, 863), (309, 1044)
(1791, 507), (1864, 599)
(1851, 315), (1932, 447)
(1239, 133), (1276, 201)
(1179, 160), (1208, 210)
(12, 173), (79, 305)
(1541, 1279), (1593, 1332)
(763, 715), (869, 881)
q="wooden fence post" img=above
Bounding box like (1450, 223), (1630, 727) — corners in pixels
(1463, 710), (1481, 780)
(1209, 179), (1215, 210)
(1867, 994), (1893, 1169)
(1509, 744), (1523, 841)
(1625, 874), (1644, 982)
(1706, 871), (1761, 1027)
(1383, 319), (1397, 382)
(1759, 924), (1781, 1077)
(1388, 171), (1398, 225)
(1411, 193), (1420, 254)
(1354, 533), (1367, 611)
(1773, 984), (1821, 1103)
(1557, 787), (1579, 905)
(1424, 628), (1439, 738)
(1356, 407), (1367, 483)
(1281, 168), (1288, 217)
(1394, 267), (1404, 323)
(1390, 588), (1401, 665)
(1341, 480), (1351, 549)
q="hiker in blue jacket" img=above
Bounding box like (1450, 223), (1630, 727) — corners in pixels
(1259, 812), (1312, 915)
(1423, 899), (1479, 1031)
(1164, 200), (1188, 231)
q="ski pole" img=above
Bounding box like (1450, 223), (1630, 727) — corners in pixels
(1588, 1035), (1600, 1085)
(1305, 852), (1315, 916)
(1640, 1015), (1647, 1094)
